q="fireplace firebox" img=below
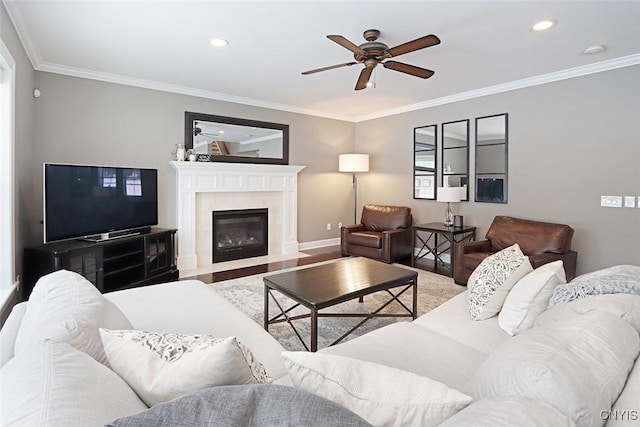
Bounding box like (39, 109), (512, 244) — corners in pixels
(212, 209), (268, 263)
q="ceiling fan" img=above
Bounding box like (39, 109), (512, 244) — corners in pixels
(302, 29), (440, 90)
(193, 122), (219, 138)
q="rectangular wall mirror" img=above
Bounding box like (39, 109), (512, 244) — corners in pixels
(414, 124), (437, 200)
(441, 119), (469, 201)
(475, 113), (508, 203)
(185, 111), (289, 165)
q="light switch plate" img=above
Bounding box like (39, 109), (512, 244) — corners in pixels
(601, 196), (623, 208)
(624, 196), (636, 208)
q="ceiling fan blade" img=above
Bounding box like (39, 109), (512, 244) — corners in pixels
(355, 67), (373, 90)
(301, 62), (358, 75)
(327, 35), (366, 55)
(384, 34), (441, 58)
(383, 61), (435, 79)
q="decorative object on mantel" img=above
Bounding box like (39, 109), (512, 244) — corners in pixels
(437, 186), (462, 227)
(196, 154), (213, 162)
(174, 144), (186, 161)
(339, 154), (370, 223)
(187, 149), (197, 162)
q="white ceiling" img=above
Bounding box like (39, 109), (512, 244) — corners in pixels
(4, 0), (640, 122)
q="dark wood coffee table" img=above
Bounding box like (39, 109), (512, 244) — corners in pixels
(263, 257), (418, 351)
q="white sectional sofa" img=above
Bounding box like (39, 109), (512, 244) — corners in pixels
(1, 264), (639, 426)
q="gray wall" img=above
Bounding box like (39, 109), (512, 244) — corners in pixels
(28, 72), (356, 246)
(355, 65), (640, 274)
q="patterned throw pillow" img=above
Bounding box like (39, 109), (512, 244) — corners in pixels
(468, 244), (533, 321)
(100, 329), (272, 406)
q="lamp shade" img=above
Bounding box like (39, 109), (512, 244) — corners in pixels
(437, 187), (462, 203)
(339, 154), (369, 173)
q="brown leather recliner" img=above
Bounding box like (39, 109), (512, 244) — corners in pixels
(453, 216), (578, 285)
(341, 204), (412, 263)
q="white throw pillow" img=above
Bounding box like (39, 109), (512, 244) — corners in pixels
(100, 329), (272, 406)
(283, 351), (472, 427)
(467, 311), (640, 427)
(0, 340), (147, 426)
(498, 261), (566, 335)
(468, 244), (533, 320)
(14, 270), (133, 365)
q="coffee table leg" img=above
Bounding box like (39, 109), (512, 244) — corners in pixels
(264, 285), (269, 330)
(310, 309), (318, 352)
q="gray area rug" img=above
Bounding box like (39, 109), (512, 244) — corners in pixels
(211, 259), (466, 351)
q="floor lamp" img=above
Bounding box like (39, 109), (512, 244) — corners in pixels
(339, 154), (370, 223)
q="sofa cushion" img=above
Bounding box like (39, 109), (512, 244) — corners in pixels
(14, 270), (133, 365)
(347, 230), (382, 248)
(100, 329), (272, 406)
(498, 261), (566, 336)
(319, 321), (487, 392)
(283, 351), (472, 427)
(0, 340), (147, 426)
(535, 293), (640, 334)
(106, 384), (372, 427)
(413, 291), (510, 355)
(439, 396), (577, 427)
(486, 216), (574, 255)
(468, 244), (533, 320)
(467, 311), (640, 427)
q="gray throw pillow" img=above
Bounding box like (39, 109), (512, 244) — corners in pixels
(106, 384), (372, 427)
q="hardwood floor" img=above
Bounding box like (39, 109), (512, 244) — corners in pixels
(181, 246), (343, 284)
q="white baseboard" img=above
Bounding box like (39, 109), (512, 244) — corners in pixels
(298, 238), (340, 251)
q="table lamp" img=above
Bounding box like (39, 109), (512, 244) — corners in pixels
(437, 187), (461, 227)
(339, 154), (370, 223)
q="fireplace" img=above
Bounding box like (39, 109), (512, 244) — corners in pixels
(212, 208), (268, 263)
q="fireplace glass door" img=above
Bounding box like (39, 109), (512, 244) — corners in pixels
(212, 208), (268, 263)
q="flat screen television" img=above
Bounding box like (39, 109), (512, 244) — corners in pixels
(44, 163), (158, 243)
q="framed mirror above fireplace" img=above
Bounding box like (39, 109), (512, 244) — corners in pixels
(185, 111), (289, 165)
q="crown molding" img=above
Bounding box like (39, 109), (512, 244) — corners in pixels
(37, 53), (640, 124)
(36, 61), (354, 122)
(354, 53), (640, 122)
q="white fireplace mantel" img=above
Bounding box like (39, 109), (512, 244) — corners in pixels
(170, 161), (306, 271)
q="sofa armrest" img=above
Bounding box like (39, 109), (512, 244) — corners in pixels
(528, 250), (578, 281)
(453, 240), (493, 285)
(340, 224), (366, 255)
(381, 228), (412, 262)
(457, 240), (493, 255)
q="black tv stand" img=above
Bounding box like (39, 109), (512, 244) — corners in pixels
(79, 227), (151, 243)
(23, 228), (178, 300)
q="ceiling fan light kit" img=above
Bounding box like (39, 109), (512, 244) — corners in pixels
(302, 29), (440, 90)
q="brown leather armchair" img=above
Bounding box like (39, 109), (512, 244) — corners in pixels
(341, 204), (412, 263)
(453, 216), (578, 285)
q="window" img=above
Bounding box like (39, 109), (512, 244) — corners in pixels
(0, 39), (16, 305)
(100, 167), (117, 188)
(124, 169), (142, 196)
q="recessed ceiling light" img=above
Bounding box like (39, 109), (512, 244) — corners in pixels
(209, 38), (229, 47)
(532, 19), (557, 32)
(583, 44), (606, 54)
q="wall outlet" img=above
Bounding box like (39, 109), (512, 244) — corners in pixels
(600, 195), (622, 208)
(624, 196), (636, 208)
(326, 223), (331, 231)
(338, 222), (343, 228)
